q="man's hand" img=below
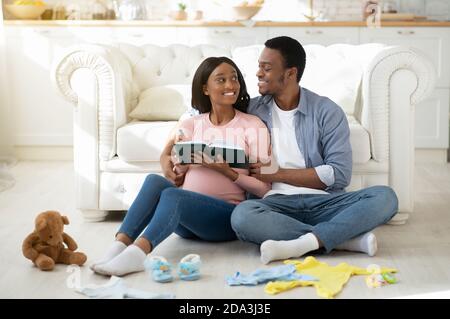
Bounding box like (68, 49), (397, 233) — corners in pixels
(249, 162), (274, 183)
(252, 160), (327, 190)
(249, 157), (279, 183)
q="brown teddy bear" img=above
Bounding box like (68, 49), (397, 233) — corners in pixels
(22, 210), (87, 271)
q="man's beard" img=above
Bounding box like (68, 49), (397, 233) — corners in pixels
(259, 74), (286, 96)
(277, 74), (286, 86)
(267, 74), (285, 95)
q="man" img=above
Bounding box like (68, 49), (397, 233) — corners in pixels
(160, 36), (398, 264)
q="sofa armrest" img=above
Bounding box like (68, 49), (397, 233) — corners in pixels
(358, 45), (435, 213)
(52, 44), (134, 161)
(359, 45), (436, 162)
(52, 44), (134, 214)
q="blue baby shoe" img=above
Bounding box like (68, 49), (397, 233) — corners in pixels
(177, 254), (201, 281)
(144, 256), (173, 283)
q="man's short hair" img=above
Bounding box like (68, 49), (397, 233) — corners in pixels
(264, 36), (306, 83)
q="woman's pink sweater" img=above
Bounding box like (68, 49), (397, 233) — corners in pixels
(176, 110), (271, 204)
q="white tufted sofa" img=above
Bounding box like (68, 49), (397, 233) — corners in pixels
(53, 43), (435, 222)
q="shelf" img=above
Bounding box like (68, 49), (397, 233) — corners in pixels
(3, 20), (450, 27)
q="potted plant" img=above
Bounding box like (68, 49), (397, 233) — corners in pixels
(170, 2), (188, 20)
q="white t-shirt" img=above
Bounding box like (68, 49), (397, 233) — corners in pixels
(264, 100), (331, 197)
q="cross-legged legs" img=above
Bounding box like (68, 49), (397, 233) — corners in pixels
(231, 186), (398, 263)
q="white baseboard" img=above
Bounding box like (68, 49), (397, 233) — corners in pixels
(14, 146), (73, 161)
(415, 149), (448, 164)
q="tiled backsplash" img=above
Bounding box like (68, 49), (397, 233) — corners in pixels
(301, 0), (450, 21)
(230, 0), (450, 22)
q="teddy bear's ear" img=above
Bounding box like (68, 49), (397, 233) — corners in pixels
(36, 218), (47, 231)
(61, 215), (70, 225)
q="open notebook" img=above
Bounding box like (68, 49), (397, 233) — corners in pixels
(173, 141), (249, 169)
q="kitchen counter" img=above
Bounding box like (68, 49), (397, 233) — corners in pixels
(3, 20), (450, 27)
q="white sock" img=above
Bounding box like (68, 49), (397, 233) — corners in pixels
(94, 245), (146, 276)
(90, 241), (127, 271)
(335, 232), (378, 257)
(260, 233), (320, 264)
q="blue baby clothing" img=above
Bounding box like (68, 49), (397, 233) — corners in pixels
(226, 264), (316, 286)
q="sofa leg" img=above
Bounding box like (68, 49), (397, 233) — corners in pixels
(387, 212), (409, 226)
(80, 209), (108, 222)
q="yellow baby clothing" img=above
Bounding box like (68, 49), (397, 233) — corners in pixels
(264, 256), (397, 299)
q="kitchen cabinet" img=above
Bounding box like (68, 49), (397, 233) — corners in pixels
(415, 88), (450, 148)
(112, 27), (177, 46)
(268, 27), (360, 45)
(176, 27), (268, 49)
(5, 27), (74, 146)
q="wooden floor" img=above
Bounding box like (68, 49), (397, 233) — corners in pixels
(1, 161), (449, 299)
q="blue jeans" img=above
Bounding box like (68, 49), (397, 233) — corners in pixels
(231, 186), (398, 253)
(118, 174), (237, 248)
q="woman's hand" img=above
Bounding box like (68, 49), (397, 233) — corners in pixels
(160, 127), (188, 186)
(161, 151), (185, 186)
(162, 131), (189, 187)
(192, 152), (239, 181)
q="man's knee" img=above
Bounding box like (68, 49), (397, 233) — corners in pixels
(373, 186), (398, 205)
(230, 200), (262, 237)
(368, 185), (399, 220)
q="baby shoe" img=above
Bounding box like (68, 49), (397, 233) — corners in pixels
(144, 256), (173, 283)
(177, 254), (201, 281)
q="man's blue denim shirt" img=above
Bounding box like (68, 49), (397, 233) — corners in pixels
(248, 86), (353, 193)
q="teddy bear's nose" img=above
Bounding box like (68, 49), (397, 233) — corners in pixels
(49, 235), (53, 239)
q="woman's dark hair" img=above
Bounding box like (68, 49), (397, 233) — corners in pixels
(265, 36), (306, 83)
(191, 57), (250, 114)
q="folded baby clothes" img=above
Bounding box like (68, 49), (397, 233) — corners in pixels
(264, 256), (397, 299)
(226, 264), (317, 286)
(75, 276), (175, 299)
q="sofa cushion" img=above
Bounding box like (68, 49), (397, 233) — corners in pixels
(129, 85), (191, 121)
(117, 116), (371, 164)
(347, 115), (371, 164)
(117, 121), (178, 162)
(118, 44), (231, 90)
(302, 44), (362, 116)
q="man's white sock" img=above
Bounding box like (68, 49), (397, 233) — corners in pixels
(90, 241), (127, 271)
(335, 232), (378, 257)
(260, 233), (320, 264)
(94, 245), (146, 276)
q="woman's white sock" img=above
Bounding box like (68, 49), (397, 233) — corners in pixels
(260, 233), (320, 264)
(94, 245), (146, 276)
(90, 241), (127, 271)
(335, 232), (378, 257)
